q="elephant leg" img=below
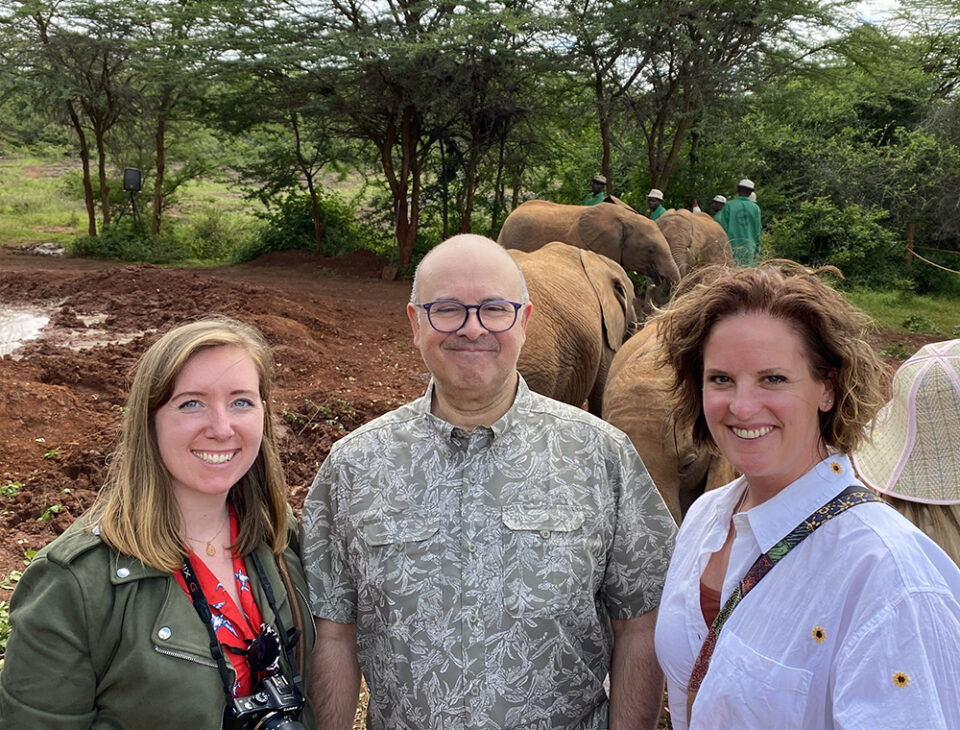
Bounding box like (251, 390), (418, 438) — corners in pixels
(587, 351), (614, 416)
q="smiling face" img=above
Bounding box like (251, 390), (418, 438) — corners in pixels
(407, 236), (531, 423)
(702, 312), (834, 498)
(154, 345), (264, 509)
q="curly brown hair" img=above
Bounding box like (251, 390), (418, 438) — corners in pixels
(652, 262), (887, 455)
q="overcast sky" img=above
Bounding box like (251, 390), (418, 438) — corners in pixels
(854, 0), (899, 24)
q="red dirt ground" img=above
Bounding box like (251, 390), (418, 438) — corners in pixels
(0, 247), (426, 592)
(0, 245), (938, 602)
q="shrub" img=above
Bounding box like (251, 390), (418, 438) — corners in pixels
(764, 198), (902, 288)
(66, 219), (189, 263)
(237, 189), (385, 263)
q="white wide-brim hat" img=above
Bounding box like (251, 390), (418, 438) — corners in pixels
(852, 339), (960, 504)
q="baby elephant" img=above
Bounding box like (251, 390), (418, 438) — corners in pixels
(510, 241), (637, 416)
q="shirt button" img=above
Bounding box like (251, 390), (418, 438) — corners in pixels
(470, 685), (480, 697)
(467, 542), (477, 554)
(157, 627), (172, 640)
(539, 529), (550, 539)
(116, 567), (130, 578)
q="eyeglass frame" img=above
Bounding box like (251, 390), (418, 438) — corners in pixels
(417, 299), (525, 333)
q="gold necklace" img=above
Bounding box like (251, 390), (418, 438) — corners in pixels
(186, 516), (229, 557)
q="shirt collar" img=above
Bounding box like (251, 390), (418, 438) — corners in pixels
(743, 454), (859, 552)
(413, 374), (530, 440)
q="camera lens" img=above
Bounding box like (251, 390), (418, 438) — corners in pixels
(258, 716), (306, 730)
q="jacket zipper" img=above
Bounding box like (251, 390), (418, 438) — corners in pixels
(153, 645), (218, 668)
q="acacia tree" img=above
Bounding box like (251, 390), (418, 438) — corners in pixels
(0, 0), (138, 235)
(564, 0), (837, 193)
(129, 0), (219, 234)
(231, 0), (554, 269)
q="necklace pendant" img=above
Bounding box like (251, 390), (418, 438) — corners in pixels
(206, 543), (217, 557)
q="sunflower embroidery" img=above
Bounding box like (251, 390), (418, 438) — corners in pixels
(830, 462), (843, 475)
(893, 672), (910, 688)
(811, 626), (826, 643)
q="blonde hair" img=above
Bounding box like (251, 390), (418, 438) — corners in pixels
(92, 317), (289, 572)
(883, 496), (960, 567)
(654, 262), (887, 455)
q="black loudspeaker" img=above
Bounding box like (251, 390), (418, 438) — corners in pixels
(123, 168), (142, 192)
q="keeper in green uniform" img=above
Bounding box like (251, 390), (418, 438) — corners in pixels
(647, 188), (667, 220)
(582, 175), (607, 205)
(714, 179), (761, 266)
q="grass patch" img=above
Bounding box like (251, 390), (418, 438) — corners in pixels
(846, 289), (960, 338)
(0, 157), (86, 245)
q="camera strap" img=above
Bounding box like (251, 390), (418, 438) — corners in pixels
(249, 550), (304, 695)
(181, 555), (239, 702)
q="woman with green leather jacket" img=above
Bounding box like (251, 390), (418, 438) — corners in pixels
(0, 317), (317, 729)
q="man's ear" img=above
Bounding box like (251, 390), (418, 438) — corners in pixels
(407, 302), (422, 347)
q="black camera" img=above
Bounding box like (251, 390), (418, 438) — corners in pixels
(230, 674), (306, 730)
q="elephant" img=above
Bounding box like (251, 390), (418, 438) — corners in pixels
(497, 200), (682, 287)
(643, 208), (734, 313)
(602, 321), (737, 524)
(510, 241), (637, 416)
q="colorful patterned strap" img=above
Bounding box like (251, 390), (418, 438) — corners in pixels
(686, 485), (882, 719)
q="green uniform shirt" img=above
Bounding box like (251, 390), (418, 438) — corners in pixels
(714, 195), (761, 266)
(582, 191), (606, 206)
(649, 204), (666, 221)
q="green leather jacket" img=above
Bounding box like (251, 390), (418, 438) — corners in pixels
(0, 514), (317, 729)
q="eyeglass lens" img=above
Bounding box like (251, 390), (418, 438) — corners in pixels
(425, 301), (519, 332)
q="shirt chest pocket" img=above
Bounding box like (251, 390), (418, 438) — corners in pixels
(358, 512), (441, 625)
(694, 629), (813, 730)
(501, 504), (592, 618)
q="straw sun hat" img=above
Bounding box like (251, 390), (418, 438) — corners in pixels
(852, 339), (960, 504)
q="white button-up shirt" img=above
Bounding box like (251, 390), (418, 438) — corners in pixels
(655, 454), (960, 729)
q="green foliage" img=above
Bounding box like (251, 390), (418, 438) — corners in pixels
(60, 172), (130, 210)
(882, 341), (913, 361)
(237, 190), (386, 263)
(764, 199), (903, 288)
(901, 313), (938, 334)
(846, 289), (960, 335)
(0, 482), (22, 498)
(66, 219), (186, 263)
(37, 504), (63, 522)
(65, 205), (261, 264)
(167, 207), (262, 262)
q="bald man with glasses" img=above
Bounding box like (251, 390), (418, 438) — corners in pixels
(301, 234), (676, 730)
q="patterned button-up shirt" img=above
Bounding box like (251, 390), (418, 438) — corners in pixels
(302, 377), (676, 730)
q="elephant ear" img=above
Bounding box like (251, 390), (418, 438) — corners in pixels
(656, 211), (695, 276)
(573, 204), (623, 254)
(579, 249), (629, 351)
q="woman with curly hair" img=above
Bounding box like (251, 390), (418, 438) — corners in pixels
(651, 264), (960, 729)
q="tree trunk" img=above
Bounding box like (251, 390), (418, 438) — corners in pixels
(152, 87), (173, 235)
(68, 103), (98, 238)
(489, 127), (507, 238)
(440, 140), (449, 238)
(906, 221), (916, 264)
(461, 123), (480, 233)
(96, 126), (111, 226)
(306, 173), (325, 255)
